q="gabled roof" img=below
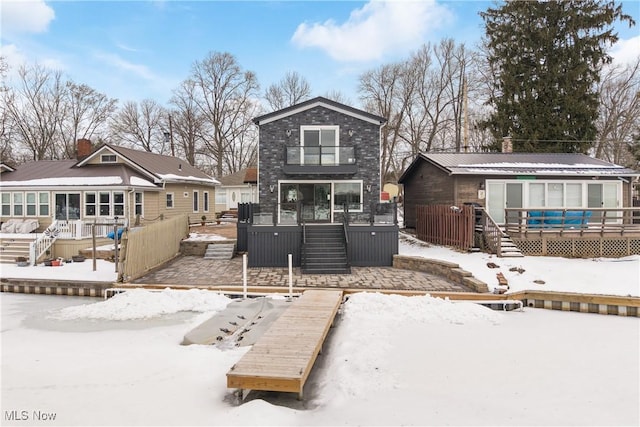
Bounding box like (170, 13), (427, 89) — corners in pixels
(0, 143), (220, 189)
(76, 143), (219, 186)
(253, 96), (387, 126)
(0, 160), (157, 188)
(399, 153), (639, 182)
(218, 167), (257, 186)
(1, 163), (15, 173)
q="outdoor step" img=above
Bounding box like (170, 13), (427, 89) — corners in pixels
(301, 266), (351, 274)
(203, 243), (235, 260)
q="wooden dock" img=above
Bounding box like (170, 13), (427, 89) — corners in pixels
(226, 289), (344, 399)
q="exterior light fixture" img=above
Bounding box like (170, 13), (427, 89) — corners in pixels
(285, 129), (292, 137)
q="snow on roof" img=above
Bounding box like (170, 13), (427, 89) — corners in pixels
(156, 173), (220, 185)
(130, 177), (156, 187)
(0, 176), (124, 186)
(459, 162), (615, 169)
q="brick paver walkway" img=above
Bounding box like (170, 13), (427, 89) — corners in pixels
(133, 255), (473, 293)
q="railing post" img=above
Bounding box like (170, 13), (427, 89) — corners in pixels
(393, 201), (398, 225)
(369, 202), (375, 225)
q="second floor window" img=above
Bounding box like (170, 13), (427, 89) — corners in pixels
(301, 125), (339, 165)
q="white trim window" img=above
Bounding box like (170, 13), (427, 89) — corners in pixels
(333, 181), (363, 212)
(12, 193), (23, 216)
(166, 192), (174, 209)
(134, 192), (143, 216)
(85, 192), (97, 216)
(25, 192), (37, 216)
(301, 125), (339, 165)
(1, 192), (10, 216)
(193, 191), (199, 212)
(38, 192), (49, 216)
(203, 191), (209, 213)
(215, 190), (226, 205)
(101, 154), (117, 163)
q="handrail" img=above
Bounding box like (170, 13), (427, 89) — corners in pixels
(480, 209), (504, 256)
(503, 207), (640, 235)
(30, 220), (61, 265)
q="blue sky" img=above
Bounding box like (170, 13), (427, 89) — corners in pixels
(1, 0), (638, 108)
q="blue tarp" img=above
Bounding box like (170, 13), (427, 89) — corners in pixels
(527, 211), (591, 228)
(107, 228), (124, 240)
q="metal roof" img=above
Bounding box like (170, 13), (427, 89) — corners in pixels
(399, 153), (639, 180)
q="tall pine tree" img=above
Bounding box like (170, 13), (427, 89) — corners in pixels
(480, 0), (635, 153)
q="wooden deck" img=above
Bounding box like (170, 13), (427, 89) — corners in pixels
(226, 289), (344, 399)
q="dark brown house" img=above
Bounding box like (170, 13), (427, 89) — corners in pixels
(399, 152), (639, 229)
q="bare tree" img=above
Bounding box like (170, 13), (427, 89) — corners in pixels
(60, 82), (117, 158)
(0, 56), (16, 164)
(189, 51), (260, 177)
(169, 79), (206, 166)
(4, 63), (67, 160)
(594, 57), (640, 167)
(323, 89), (352, 105)
(110, 99), (169, 153)
(264, 71), (311, 111)
(359, 62), (411, 182)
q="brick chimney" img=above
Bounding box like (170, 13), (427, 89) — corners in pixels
(501, 136), (513, 153)
(77, 139), (92, 160)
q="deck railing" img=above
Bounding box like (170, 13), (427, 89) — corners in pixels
(285, 146), (356, 166)
(238, 202), (398, 226)
(504, 207), (640, 235)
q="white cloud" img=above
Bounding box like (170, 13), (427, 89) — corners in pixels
(291, 0), (452, 62)
(0, 0), (55, 34)
(610, 35), (640, 65)
(0, 44), (27, 72)
(92, 51), (157, 81)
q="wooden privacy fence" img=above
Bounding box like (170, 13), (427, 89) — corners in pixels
(416, 205), (475, 251)
(119, 214), (189, 282)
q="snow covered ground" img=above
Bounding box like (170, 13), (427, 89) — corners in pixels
(1, 232), (639, 426)
(1, 291), (638, 426)
(2, 231), (638, 297)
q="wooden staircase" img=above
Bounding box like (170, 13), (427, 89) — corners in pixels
(499, 234), (524, 257)
(301, 224), (351, 274)
(0, 235), (36, 264)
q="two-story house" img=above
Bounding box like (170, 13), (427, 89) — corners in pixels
(239, 97), (398, 272)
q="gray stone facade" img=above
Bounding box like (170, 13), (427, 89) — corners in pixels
(257, 104), (382, 222)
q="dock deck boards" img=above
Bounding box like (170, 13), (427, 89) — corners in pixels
(226, 289), (343, 399)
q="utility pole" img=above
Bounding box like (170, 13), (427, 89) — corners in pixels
(168, 114), (175, 157)
(463, 76), (469, 153)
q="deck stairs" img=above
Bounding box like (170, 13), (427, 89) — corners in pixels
(204, 243), (236, 260)
(301, 224), (351, 274)
(0, 235), (36, 264)
(498, 228), (524, 258)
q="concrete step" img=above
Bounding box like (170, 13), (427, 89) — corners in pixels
(203, 243), (235, 260)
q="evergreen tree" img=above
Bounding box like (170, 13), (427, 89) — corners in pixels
(480, 0), (635, 153)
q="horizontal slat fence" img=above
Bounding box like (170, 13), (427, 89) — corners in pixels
(120, 214), (189, 282)
(416, 205), (474, 251)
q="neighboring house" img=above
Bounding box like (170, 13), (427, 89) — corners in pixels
(216, 167), (258, 213)
(1, 139), (219, 232)
(241, 96), (398, 271)
(399, 151), (639, 229)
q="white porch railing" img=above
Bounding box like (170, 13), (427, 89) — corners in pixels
(29, 219), (128, 265)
